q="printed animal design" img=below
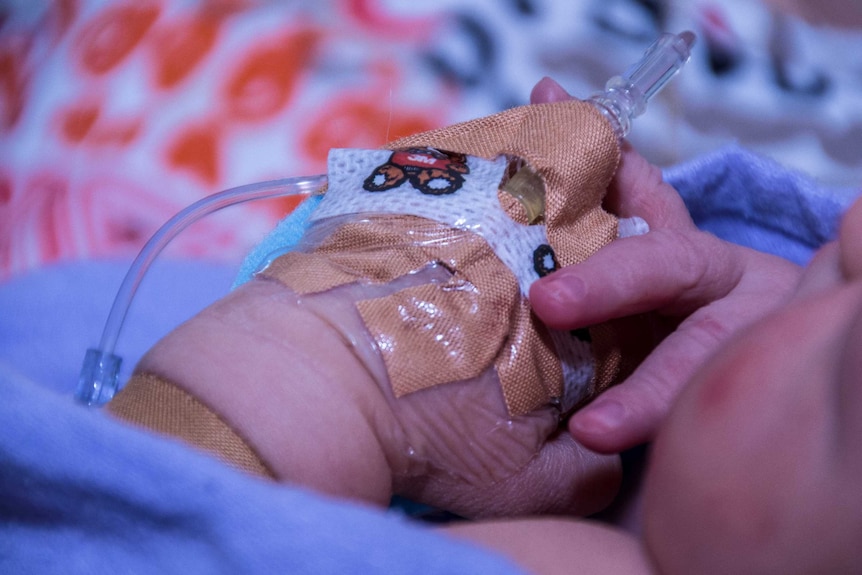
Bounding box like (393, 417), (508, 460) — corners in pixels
(532, 244), (559, 278)
(363, 148), (470, 195)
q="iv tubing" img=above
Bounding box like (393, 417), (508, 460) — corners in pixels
(75, 174), (327, 405)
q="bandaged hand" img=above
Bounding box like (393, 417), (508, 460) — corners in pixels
(114, 96), (635, 520)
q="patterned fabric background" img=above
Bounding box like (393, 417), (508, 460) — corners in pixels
(1, 0), (860, 280)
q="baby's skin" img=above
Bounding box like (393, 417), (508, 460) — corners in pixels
(122, 78), (805, 535)
(643, 191), (862, 574)
(446, 194), (862, 572)
(528, 79), (801, 455)
(109, 53), (858, 572)
(445, 79), (861, 574)
(126, 89), (633, 519)
(134, 257), (621, 517)
(133, 142), (625, 517)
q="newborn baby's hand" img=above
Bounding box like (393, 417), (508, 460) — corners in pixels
(129, 89), (629, 519)
(136, 277), (620, 519)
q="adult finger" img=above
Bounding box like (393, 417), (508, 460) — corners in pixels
(529, 228), (742, 330)
(606, 143), (694, 230)
(530, 76), (574, 104)
(568, 312), (736, 452)
(565, 249), (801, 453)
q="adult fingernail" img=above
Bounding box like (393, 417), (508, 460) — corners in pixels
(540, 275), (586, 304)
(575, 399), (625, 432)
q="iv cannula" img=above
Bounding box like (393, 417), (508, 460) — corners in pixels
(504, 30), (696, 222)
(590, 30), (696, 139)
(75, 31), (696, 406)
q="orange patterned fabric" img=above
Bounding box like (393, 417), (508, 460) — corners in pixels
(3, 1), (858, 282)
(0, 1), (449, 280)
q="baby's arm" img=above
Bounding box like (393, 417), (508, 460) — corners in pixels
(111, 97), (633, 519)
(129, 273), (620, 517)
(132, 278), (400, 505)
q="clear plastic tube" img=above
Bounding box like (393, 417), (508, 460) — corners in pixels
(75, 174), (327, 405)
(589, 31), (696, 139)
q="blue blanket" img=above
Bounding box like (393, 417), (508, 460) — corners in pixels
(0, 147), (858, 573)
(0, 368), (518, 573)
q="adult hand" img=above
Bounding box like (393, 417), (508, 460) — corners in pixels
(529, 78), (802, 453)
